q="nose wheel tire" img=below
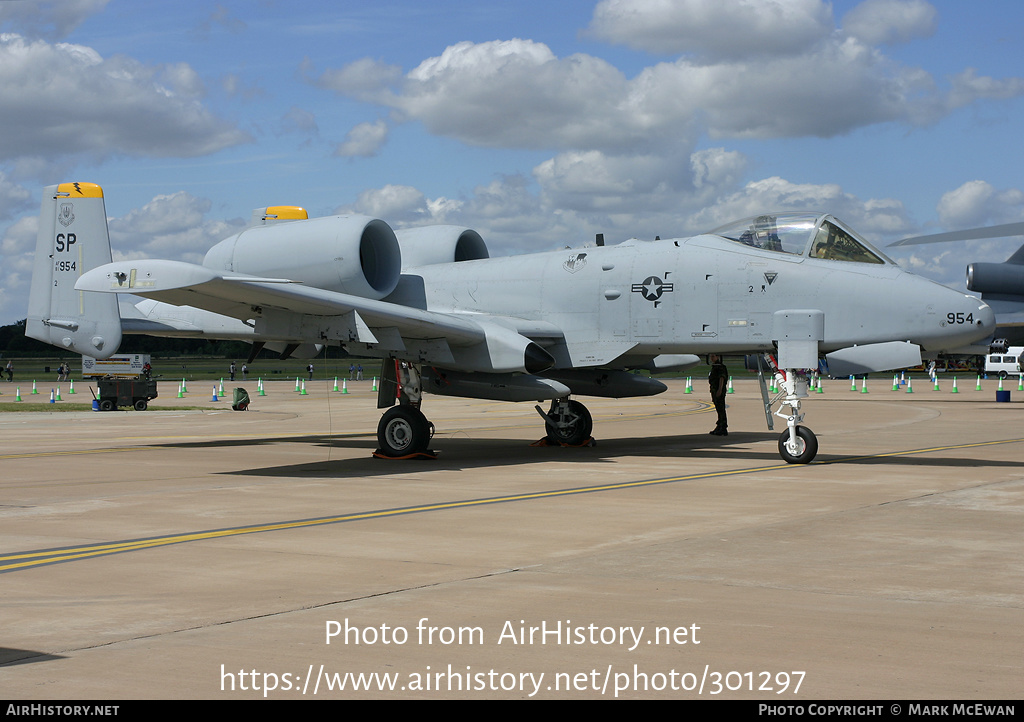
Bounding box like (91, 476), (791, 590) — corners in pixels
(378, 406), (431, 456)
(778, 426), (817, 464)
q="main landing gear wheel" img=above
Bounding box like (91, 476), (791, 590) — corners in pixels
(778, 426), (817, 464)
(377, 406), (431, 456)
(545, 399), (593, 446)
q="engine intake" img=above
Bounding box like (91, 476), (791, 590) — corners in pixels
(395, 226), (489, 269)
(203, 215), (401, 300)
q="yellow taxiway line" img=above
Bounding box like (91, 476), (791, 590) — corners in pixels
(3, 435), (1022, 575)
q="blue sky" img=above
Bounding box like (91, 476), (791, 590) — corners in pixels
(1, 0), (1023, 326)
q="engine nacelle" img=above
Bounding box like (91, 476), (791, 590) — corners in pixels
(203, 215), (401, 300)
(967, 262), (1024, 297)
(395, 225), (489, 269)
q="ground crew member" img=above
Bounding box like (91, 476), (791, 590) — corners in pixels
(708, 354), (728, 436)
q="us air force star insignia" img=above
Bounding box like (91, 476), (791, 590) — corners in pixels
(58, 203), (75, 227)
(631, 275), (674, 306)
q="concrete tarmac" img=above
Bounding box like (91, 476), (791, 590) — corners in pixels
(0, 376), (1021, 699)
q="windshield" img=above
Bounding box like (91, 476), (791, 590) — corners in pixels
(810, 220), (884, 264)
(709, 213), (890, 264)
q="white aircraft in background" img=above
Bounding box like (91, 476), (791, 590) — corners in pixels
(28, 182), (994, 463)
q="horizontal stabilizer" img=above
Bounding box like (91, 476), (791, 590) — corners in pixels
(78, 259), (293, 293)
(825, 341), (922, 376)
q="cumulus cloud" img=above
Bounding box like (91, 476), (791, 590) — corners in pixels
(334, 119), (389, 158)
(309, 56), (403, 100)
(641, 39), (1024, 139)
(314, 32), (1024, 155)
(535, 151), (647, 203)
(278, 106), (319, 136)
(898, 246), (956, 280)
(842, 0), (937, 46)
(944, 69), (1024, 112)
(349, 184), (430, 223)
(533, 149), (705, 215)
(337, 154), (925, 259)
(894, 233), (1023, 290)
(0, 189), (246, 324)
(0, 171), (32, 221)
(0, 214), (37, 256)
(866, 180), (1024, 287)
(636, 48), (891, 140)
(937, 181), (1024, 229)
(691, 148), (746, 192)
(303, 1), (1022, 245)
(107, 191), (244, 261)
(336, 173), (580, 254)
(0, 34), (251, 162)
(402, 40), (639, 150)
(315, 39), (649, 151)
(586, 0), (833, 60)
(686, 176), (915, 236)
(0, 171), (36, 323)
(0, 0), (110, 40)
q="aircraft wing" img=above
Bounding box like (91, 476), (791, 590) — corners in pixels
(76, 260), (560, 374)
(888, 221), (1024, 247)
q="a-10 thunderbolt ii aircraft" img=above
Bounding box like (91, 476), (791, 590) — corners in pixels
(28, 182), (994, 464)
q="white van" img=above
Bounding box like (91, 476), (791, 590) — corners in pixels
(984, 347), (1023, 379)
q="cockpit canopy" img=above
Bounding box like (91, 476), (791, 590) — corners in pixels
(709, 213), (892, 265)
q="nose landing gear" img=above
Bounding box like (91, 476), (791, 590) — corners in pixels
(778, 425), (817, 464)
(759, 354), (819, 464)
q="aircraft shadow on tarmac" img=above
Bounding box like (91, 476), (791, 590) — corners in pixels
(0, 647), (65, 667)
(155, 431), (777, 479)
(149, 431), (1022, 479)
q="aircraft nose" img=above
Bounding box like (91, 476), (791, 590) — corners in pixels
(928, 289), (995, 351)
(975, 297), (996, 329)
